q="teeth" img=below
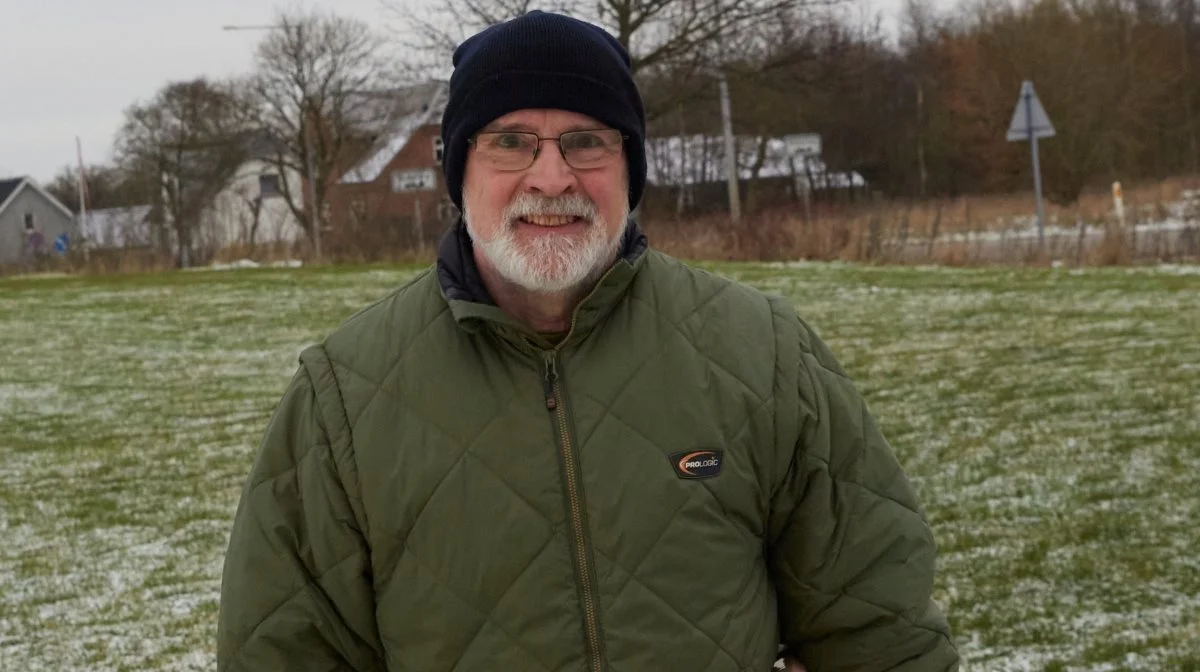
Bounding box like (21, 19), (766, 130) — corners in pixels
(524, 215), (578, 227)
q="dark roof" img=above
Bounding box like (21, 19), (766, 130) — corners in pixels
(0, 177), (23, 207)
(0, 176), (75, 219)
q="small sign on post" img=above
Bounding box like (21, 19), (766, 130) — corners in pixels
(784, 133), (821, 158)
(785, 134), (821, 224)
(1006, 80), (1055, 252)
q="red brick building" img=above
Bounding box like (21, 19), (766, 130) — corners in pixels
(325, 82), (455, 257)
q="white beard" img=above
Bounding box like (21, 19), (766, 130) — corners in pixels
(465, 193), (628, 294)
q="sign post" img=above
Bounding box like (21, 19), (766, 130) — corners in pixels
(1006, 80), (1055, 251)
(717, 71), (740, 224)
(785, 134), (821, 224)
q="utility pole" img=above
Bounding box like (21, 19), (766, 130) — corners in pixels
(717, 70), (741, 224)
(75, 136), (90, 262)
(222, 22), (322, 260)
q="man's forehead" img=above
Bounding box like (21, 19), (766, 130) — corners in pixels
(482, 109), (608, 132)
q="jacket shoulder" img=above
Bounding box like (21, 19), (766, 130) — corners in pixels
(630, 252), (788, 401)
(322, 267), (448, 369)
(296, 268), (452, 423)
(636, 250), (776, 325)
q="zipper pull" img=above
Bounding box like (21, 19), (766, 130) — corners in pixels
(543, 354), (558, 411)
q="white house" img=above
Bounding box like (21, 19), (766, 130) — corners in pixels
(83, 159), (304, 255)
(197, 156), (306, 251)
(645, 134), (866, 190)
(82, 205), (154, 249)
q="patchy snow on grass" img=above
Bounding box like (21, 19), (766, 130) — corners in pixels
(0, 267), (417, 670)
(1, 261), (1197, 670)
(723, 261), (1200, 670)
(1135, 263), (1200, 275)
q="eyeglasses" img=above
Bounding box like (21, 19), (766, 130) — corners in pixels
(468, 129), (627, 171)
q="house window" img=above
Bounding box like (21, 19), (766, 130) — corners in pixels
(24, 213), (35, 231)
(433, 137), (444, 165)
(259, 174), (281, 198)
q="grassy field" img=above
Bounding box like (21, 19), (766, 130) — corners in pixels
(1, 261), (1197, 671)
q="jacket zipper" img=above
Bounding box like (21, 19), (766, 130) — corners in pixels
(542, 351), (606, 672)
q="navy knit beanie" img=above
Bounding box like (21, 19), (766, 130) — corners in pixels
(440, 11), (647, 212)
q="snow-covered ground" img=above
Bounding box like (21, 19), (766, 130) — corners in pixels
(1, 262), (1197, 670)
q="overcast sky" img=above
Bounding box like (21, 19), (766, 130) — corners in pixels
(1, 0), (921, 185)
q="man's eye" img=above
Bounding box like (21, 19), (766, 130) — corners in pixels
(490, 133), (531, 150)
(564, 133), (605, 150)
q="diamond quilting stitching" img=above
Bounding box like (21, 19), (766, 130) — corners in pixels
(568, 318), (764, 454)
(367, 386), (527, 577)
(334, 358), (473, 454)
(613, 568), (744, 670)
(382, 533), (559, 672)
(609, 566), (729, 672)
(225, 549), (366, 669)
(639, 272), (736, 336)
(568, 325), (672, 449)
(461, 449), (560, 528)
(326, 306), (453, 432)
(626, 294), (768, 406)
(602, 485), (700, 601)
(402, 450), (556, 581)
(773, 558), (946, 637)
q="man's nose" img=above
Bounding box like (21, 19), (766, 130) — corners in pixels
(522, 140), (577, 197)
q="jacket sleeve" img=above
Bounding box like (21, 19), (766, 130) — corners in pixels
(217, 358), (383, 672)
(767, 318), (959, 671)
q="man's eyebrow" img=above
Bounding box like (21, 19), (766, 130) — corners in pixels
(480, 122), (536, 133)
(562, 124), (611, 132)
(479, 122), (611, 133)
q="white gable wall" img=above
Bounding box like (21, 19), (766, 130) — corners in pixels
(199, 158), (306, 250)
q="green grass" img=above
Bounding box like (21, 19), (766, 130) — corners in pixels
(1, 261), (1198, 670)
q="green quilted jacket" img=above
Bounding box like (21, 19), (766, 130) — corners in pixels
(217, 223), (958, 671)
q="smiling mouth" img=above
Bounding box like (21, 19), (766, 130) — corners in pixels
(518, 215), (586, 227)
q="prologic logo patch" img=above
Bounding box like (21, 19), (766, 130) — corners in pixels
(669, 450), (724, 479)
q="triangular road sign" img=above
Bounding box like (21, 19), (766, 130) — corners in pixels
(1006, 80), (1055, 142)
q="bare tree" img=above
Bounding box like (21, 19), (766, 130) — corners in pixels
(383, 0), (816, 94)
(243, 10), (398, 253)
(114, 78), (247, 267)
(383, 0), (570, 80)
(44, 163), (152, 213)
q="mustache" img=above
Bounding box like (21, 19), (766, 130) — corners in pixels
(502, 193), (598, 223)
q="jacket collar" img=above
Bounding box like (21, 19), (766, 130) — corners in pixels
(435, 217), (649, 348)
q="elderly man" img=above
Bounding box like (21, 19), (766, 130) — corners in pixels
(217, 10), (958, 672)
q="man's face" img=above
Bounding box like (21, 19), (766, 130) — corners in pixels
(462, 108), (630, 294)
